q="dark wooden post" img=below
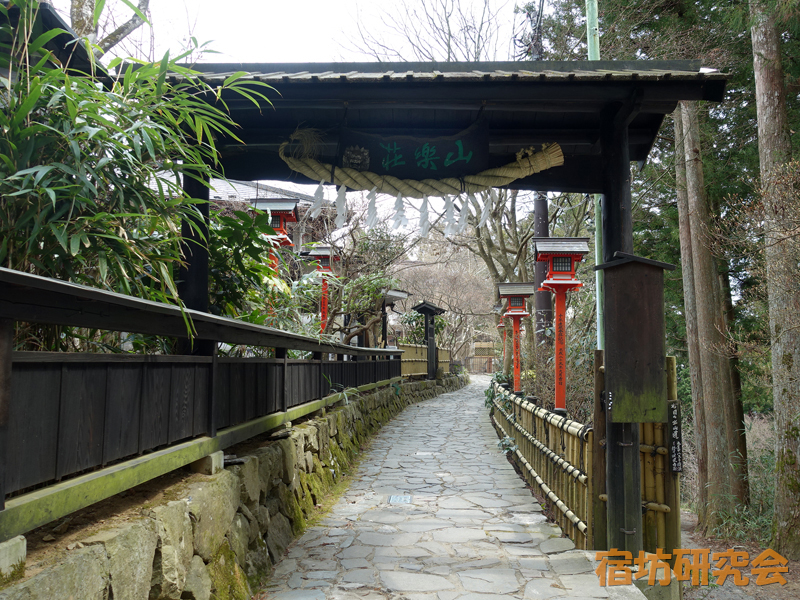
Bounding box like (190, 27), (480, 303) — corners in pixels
(313, 351), (323, 400)
(600, 99), (638, 263)
(598, 94), (643, 557)
(598, 254), (673, 556)
(412, 301), (445, 381)
(178, 172), (215, 356)
(0, 319), (11, 510)
(533, 193), (552, 346)
(424, 314), (437, 380)
(276, 347), (288, 413)
(592, 349), (607, 551)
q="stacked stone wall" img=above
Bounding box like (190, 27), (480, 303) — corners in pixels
(0, 374), (467, 600)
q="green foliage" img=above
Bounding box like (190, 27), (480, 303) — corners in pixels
(208, 208), (286, 320)
(398, 311), (447, 345)
(0, 0), (274, 348)
(497, 435), (518, 456)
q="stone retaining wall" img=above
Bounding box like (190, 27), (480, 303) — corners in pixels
(0, 374), (468, 600)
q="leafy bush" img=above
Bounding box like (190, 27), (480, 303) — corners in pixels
(0, 0), (274, 348)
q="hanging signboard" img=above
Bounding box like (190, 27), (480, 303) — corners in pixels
(667, 400), (683, 473)
(339, 122), (489, 180)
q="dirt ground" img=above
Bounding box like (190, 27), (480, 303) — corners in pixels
(680, 510), (799, 600)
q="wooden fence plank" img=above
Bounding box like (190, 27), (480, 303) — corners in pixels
(168, 365), (195, 443)
(56, 365), (107, 480)
(7, 364), (60, 493)
(103, 364), (143, 464)
(214, 363), (231, 430)
(139, 364), (171, 452)
(192, 364), (210, 437)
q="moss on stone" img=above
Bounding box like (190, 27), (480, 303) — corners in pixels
(208, 540), (251, 600)
(0, 560), (25, 587)
(276, 482), (306, 536)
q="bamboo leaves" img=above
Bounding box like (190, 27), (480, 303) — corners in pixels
(0, 0), (276, 322)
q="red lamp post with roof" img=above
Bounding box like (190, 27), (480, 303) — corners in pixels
(533, 238), (590, 417)
(302, 246), (340, 333)
(250, 199), (298, 270)
(497, 283), (535, 394)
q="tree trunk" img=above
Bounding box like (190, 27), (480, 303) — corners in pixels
(70, 0), (96, 39)
(681, 101), (749, 530)
(750, 0), (800, 559)
(673, 109), (708, 525)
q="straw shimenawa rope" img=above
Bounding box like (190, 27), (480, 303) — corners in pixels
(278, 139), (564, 198)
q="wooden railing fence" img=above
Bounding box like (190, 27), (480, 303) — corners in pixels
(489, 352), (682, 554)
(0, 267), (401, 540)
(397, 343), (450, 376)
(491, 385), (594, 548)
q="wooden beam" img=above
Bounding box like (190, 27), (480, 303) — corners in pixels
(0, 320), (11, 510)
(0, 268), (399, 357)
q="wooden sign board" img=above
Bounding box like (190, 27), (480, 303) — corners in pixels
(597, 254), (674, 423)
(340, 123), (489, 180)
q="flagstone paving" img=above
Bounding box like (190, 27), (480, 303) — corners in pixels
(256, 376), (645, 600)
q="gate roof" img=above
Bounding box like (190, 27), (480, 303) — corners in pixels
(192, 60), (726, 192)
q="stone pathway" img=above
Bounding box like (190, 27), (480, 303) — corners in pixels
(256, 376), (642, 600)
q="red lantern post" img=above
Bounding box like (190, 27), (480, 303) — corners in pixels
(302, 247), (339, 333)
(533, 238), (590, 416)
(252, 199), (298, 324)
(497, 283), (535, 394)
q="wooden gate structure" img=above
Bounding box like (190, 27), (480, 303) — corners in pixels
(488, 351), (682, 555)
(0, 12), (726, 554)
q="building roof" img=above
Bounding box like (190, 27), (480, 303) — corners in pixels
(250, 199), (299, 216)
(187, 60), (727, 193)
(300, 245), (339, 258)
(497, 282), (537, 297)
(533, 237), (591, 259)
(411, 301), (446, 316)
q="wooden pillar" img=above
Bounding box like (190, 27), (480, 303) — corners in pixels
(592, 349), (607, 550)
(179, 173), (211, 314)
(534, 193), (552, 346)
(554, 289), (567, 415)
(276, 347), (288, 413)
(600, 101), (636, 263)
(424, 313), (437, 380)
(0, 319), (11, 509)
(512, 316), (522, 393)
(600, 95), (642, 557)
(178, 172), (214, 356)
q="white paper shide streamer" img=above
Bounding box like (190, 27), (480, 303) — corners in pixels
(365, 187), (378, 228)
(309, 181), (325, 218)
(419, 195), (430, 238)
(478, 191), (492, 228)
(456, 195), (470, 235)
(443, 195), (455, 237)
(335, 185), (347, 229)
(392, 193), (408, 229)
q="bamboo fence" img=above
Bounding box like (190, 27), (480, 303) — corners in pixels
(489, 355), (681, 553)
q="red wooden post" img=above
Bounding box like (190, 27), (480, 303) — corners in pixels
(320, 275), (329, 333)
(533, 237), (590, 417)
(498, 284), (534, 395)
(554, 288), (567, 412)
(512, 315), (522, 393)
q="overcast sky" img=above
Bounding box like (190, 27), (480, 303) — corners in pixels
(48, 0), (518, 64)
(46, 0), (521, 206)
